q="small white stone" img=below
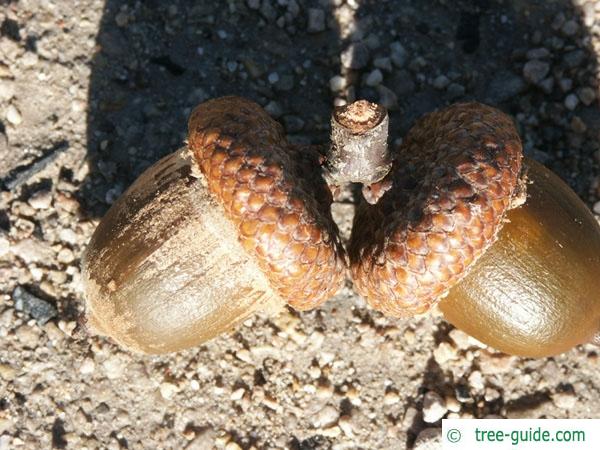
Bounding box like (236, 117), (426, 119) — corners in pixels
(468, 370), (485, 391)
(21, 52), (38, 67)
(0, 235), (9, 258)
(160, 382), (179, 400)
(433, 341), (457, 364)
(28, 191), (52, 210)
(422, 391), (447, 423)
(6, 104), (22, 125)
(268, 72), (280, 84)
(384, 390), (400, 405)
(230, 388), (245, 401)
(552, 391), (576, 409)
(338, 415), (354, 437)
(57, 248), (75, 264)
(79, 358), (95, 374)
(311, 405), (339, 428)
(102, 356), (125, 379)
(593, 201), (600, 215)
(329, 75), (347, 92)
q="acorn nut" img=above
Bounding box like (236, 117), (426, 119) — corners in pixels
(82, 97), (600, 357)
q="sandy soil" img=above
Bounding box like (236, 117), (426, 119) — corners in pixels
(1, 0), (599, 449)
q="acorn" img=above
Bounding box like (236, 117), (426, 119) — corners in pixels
(439, 158), (600, 357)
(349, 102), (600, 357)
(82, 97), (600, 357)
(82, 97), (346, 354)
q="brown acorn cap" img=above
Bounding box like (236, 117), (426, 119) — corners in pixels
(349, 103), (523, 316)
(188, 96), (346, 310)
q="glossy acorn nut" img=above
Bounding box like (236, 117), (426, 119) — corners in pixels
(82, 97), (346, 354)
(439, 158), (600, 357)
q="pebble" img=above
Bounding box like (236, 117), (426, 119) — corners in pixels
(413, 428), (442, 450)
(247, 0), (260, 10)
(593, 201), (600, 215)
(267, 72), (279, 84)
(365, 69), (383, 87)
(526, 48), (551, 60)
(478, 351), (516, 374)
(0, 363), (17, 381)
(338, 415), (354, 437)
(264, 100), (283, 118)
(186, 428), (216, 450)
(160, 382), (179, 400)
(563, 50), (585, 69)
(577, 87), (596, 106)
(329, 75), (347, 92)
(341, 42), (370, 69)
(276, 74), (294, 91)
(376, 85), (398, 110)
(468, 370), (485, 391)
(6, 104), (22, 125)
(433, 75), (450, 90)
(10, 237), (50, 263)
(538, 77), (554, 94)
(0, 234), (9, 257)
(21, 52), (38, 67)
(446, 395), (461, 413)
(561, 20), (579, 36)
(383, 390), (400, 405)
(433, 341), (457, 364)
(307, 8), (326, 33)
(225, 442), (242, 450)
(12, 286), (57, 325)
(564, 93), (579, 111)
(57, 247), (75, 264)
(559, 78), (573, 92)
(552, 390), (577, 409)
(115, 11), (128, 27)
(79, 358), (96, 375)
(571, 116), (587, 134)
(15, 324), (40, 348)
(230, 388), (245, 401)
(484, 388), (501, 402)
(422, 391), (447, 423)
(311, 405), (339, 428)
(27, 190), (53, 210)
(390, 41), (408, 68)
(102, 356), (125, 380)
(523, 60), (550, 85)
(447, 83), (466, 99)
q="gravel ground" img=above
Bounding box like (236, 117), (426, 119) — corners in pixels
(1, 0), (600, 449)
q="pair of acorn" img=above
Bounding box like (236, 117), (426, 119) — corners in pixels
(82, 96), (600, 357)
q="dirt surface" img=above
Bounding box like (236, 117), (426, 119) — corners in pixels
(1, 0), (600, 449)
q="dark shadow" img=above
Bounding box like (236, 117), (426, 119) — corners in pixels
(51, 417), (67, 449)
(349, 0), (599, 201)
(84, 0), (346, 217)
(83, 0), (599, 219)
